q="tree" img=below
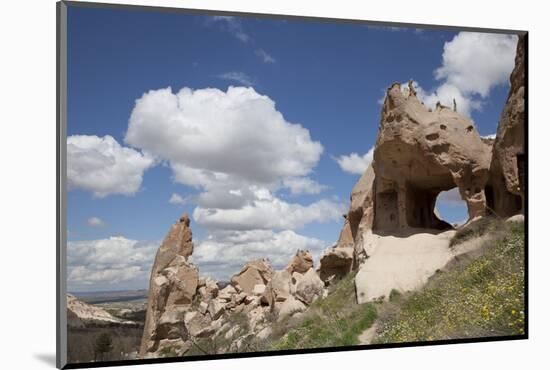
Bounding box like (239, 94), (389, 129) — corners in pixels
(94, 332), (113, 362)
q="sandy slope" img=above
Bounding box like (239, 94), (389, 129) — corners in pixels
(355, 229), (457, 304)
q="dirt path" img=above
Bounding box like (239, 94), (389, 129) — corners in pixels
(358, 322), (378, 345)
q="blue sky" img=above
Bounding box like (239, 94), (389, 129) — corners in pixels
(66, 5), (517, 291)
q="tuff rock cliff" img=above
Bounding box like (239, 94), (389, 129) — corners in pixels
(319, 35), (525, 301)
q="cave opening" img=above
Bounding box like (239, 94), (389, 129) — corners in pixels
(435, 188), (469, 228)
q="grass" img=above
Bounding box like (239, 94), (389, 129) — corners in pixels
(272, 273), (377, 350)
(374, 218), (525, 343)
(449, 216), (495, 247)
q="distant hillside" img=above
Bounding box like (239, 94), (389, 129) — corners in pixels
(70, 289), (148, 304)
(67, 294), (137, 327)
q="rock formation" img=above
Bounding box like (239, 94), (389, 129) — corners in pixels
(319, 36), (525, 302)
(140, 214), (199, 358)
(230, 259), (273, 294)
(318, 165), (376, 282)
(488, 35), (526, 217)
(285, 249), (314, 274)
(374, 81), (491, 229)
(140, 223), (327, 358)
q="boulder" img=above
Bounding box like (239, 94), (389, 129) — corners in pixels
(506, 214), (525, 223)
(277, 295), (307, 320)
(257, 326), (272, 340)
(198, 301), (208, 315)
(185, 311), (212, 338)
(197, 278), (219, 301)
(318, 246), (354, 282)
(285, 249), (314, 274)
(263, 270), (292, 306)
(140, 213), (199, 357)
(253, 284), (266, 296)
(218, 285), (237, 301)
(154, 338), (192, 358)
(247, 306), (268, 330)
(294, 268), (324, 305)
(207, 299), (225, 320)
(162, 257), (199, 307)
(230, 259), (273, 294)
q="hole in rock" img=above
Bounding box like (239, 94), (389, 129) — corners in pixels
(435, 188), (468, 227)
(426, 133), (439, 141)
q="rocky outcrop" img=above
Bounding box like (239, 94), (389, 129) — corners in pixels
(488, 35), (526, 217)
(318, 246), (354, 282)
(140, 214), (198, 358)
(230, 259), (273, 294)
(321, 37), (525, 303)
(318, 164), (375, 282)
(285, 249), (313, 274)
(374, 81), (491, 229)
(294, 268), (324, 305)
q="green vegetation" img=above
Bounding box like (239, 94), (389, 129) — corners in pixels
(273, 273), (377, 350)
(450, 216), (495, 247)
(375, 219), (525, 343)
(93, 332), (113, 361)
(186, 312), (253, 356)
(158, 346), (178, 358)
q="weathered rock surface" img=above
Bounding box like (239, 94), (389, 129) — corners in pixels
(374, 81), (491, 229)
(488, 35), (525, 217)
(354, 229), (456, 303)
(318, 165), (376, 282)
(277, 295), (307, 320)
(140, 214), (198, 357)
(318, 246), (354, 282)
(294, 268), (324, 305)
(263, 270), (292, 306)
(197, 278), (219, 301)
(230, 259), (273, 294)
(285, 249), (314, 274)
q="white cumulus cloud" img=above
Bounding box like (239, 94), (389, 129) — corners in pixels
(193, 229), (328, 280)
(193, 188), (345, 231)
(67, 236), (159, 290)
(335, 147), (374, 175)
(283, 177), (328, 195)
(168, 193), (191, 206)
(125, 86), (323, 187)
(67, 135), (154, 198)
(124, 85), (333, 218)
(415, 32), (517, 117)
(436, 188), (465, 207)
(435, 32), (517, 98)
(482, 133), (497, 140)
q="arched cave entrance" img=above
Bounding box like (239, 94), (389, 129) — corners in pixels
(373, 183), (461, 231)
